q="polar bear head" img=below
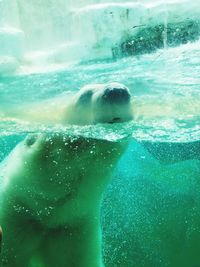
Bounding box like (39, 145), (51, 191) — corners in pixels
(65, 83), (133, 125)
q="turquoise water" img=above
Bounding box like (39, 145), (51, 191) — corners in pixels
(1, 40), (200, 143)
(1, 40), (200, 267)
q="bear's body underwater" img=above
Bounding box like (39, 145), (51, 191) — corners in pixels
(0, 83), (132, 267)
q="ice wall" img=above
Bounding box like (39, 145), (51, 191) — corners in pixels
(72, 0), (200, 60)
(0, 0), (200, 74)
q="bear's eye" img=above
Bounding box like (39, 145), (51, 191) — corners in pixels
(77, 90), (93, 105)
(25, 135), (38, 147)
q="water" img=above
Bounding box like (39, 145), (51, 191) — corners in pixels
(1, 1), (200, 267)
(1, 41), (200, 143)
(0, 40), (200, 267)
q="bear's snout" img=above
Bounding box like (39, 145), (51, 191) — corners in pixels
(102, 83), (131, 104)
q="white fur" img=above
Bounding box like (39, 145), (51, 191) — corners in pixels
(64, 83), (132, 125)
(0, 83), (132, 267)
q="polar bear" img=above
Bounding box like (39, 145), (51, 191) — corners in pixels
(0, 83), (132, 267)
